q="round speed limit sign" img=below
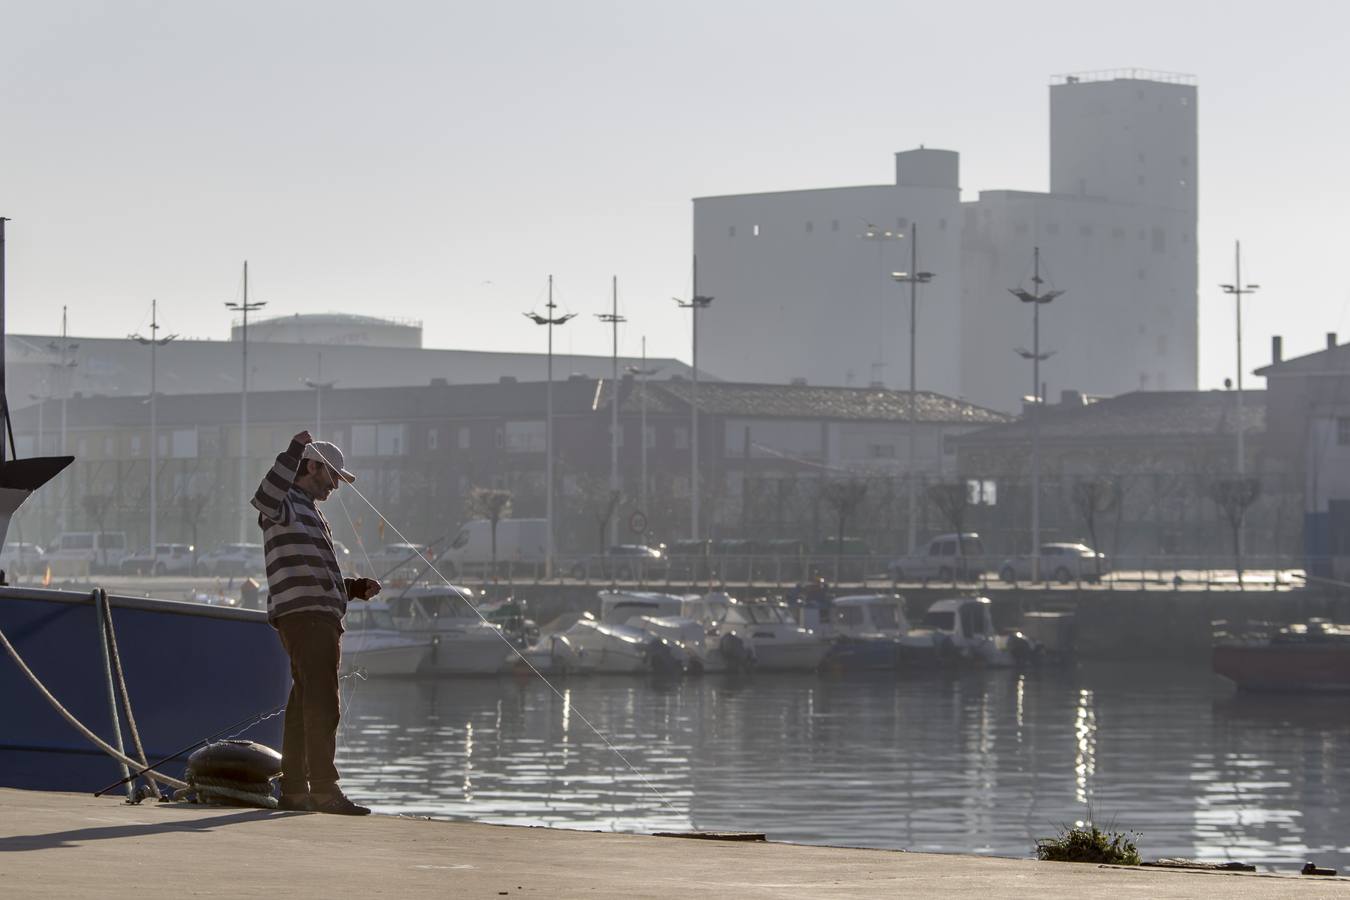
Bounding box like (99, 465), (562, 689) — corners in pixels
(629, 510), (648, 535)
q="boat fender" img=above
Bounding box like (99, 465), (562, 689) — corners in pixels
(644, 638), (682, 677)
(1007, 634), (1034, 665)
(720, 633), (755, 673)
(187, 740), (283, 783)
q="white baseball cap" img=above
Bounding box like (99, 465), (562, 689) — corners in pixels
(302, 441), (357, 483)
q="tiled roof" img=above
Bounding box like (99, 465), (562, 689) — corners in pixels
(618, 380), (1010, 425)
(952, 390), (1265, 445)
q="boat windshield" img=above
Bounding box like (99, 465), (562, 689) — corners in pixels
(870, 603), (901, 629)
(745, 604), (793, 625)
(922, 610), (956, 631)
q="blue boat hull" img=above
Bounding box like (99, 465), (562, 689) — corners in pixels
(0, 587), (289, 792)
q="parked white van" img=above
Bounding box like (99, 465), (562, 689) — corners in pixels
(444, 518), (548, 575)
(46, 531), (130, 573)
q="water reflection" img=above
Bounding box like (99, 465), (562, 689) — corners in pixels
(334, 665), (1350, 871)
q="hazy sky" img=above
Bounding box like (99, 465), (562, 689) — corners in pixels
(2, 0), (1346, 393)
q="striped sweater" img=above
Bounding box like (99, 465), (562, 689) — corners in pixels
(251, 437), (356, 629)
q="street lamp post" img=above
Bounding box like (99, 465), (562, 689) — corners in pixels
(626, 337), (662, 525)
(302, 351), (337, 438)
(131, 299), (176, 553)
(596, 276), (626, 546)
(46, 307), (78, 531)
(1010, 247), (1063, 583)
(225, 261), (266, 542)
(1221, 241), (1260, 566)
(675, 258), (713, 540)
(891, 223), (936, 555)
(861, 223), (905, 387)
(525, 275), (575, 579)
(1221, 241), (1259, 477)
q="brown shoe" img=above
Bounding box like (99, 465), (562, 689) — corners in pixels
(311, 791), (370, 816)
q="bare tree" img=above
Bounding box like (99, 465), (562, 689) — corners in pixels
(820, 478), (868, 582)
(1071, 478), (1119, 581)
(1207, 477), (1260, 589)
(467, 487), (513, 583)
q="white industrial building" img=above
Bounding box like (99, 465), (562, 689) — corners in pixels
(693, 70), (1198, 413)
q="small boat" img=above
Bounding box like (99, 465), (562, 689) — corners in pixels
(519, 613), (687, 676)
(596, 590), (743, 674)
(686, 592), (832, 672)
(900, 596), (1037, 667)
(1213, 620), (1350, 692)
(342, 602), (432, 677)
(818, 594), (908, 671)
(386, 586), (512, 676)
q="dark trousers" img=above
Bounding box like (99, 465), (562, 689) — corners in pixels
(275, 612), (342, 795)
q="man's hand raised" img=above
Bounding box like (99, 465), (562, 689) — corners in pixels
(293, 430), (314, 446)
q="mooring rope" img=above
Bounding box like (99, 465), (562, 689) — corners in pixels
(93, 589), (133, 798)
(336, 481), (679, 815)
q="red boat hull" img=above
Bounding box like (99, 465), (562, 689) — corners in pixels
(1213, 644), (1350, 692)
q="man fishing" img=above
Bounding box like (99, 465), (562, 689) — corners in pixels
(252, 430), (380, 815)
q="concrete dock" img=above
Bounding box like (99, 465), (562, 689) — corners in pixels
(1, 789), (1347, 898)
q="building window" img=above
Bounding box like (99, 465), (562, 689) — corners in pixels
(728, 225), (736, 238)
(805, 221), (813, 233)
(1157, 334), (1168, 355)
(1046, 223), (1060, 235)
(830, 220), (839, 232)
(458, 426), (471, 449)
(938, 218), (947, 231)
(1151, 226), (1166, 253)
(869, 443), (896, 459)
(674, 426), (689, 450)
(171, 429), (198, 458)
(504, 420), (545, 453)
(131, 435), (142, 456)
(1338, 418), (1350, 446)
(104, 437), (115, 456)
(752, 224), (760, 237)
(428, 428), (439, 451)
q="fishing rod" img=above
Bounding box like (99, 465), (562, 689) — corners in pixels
(93, 669), (366, 798)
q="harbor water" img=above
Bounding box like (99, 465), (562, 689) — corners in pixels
(334, 663), (1350, 872)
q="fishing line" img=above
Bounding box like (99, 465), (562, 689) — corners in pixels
(337, 479), (679, 815)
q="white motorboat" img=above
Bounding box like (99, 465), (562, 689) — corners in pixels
(520, 613), (686, 676)
(901, 596), (1037, 667)
(686, 592), (832, 672)
(817, 594), (908, 670)
(342, 602), (433, 677)
(386, 586), (513, 676)
(598, 591), (754, 674)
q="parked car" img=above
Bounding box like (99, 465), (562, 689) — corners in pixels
(46, 531), (130, 573)
(569, 544), (667, 580)
(998, 542), (1109, 584)
(0, 541), (45, 576)
(887, 533), (987, 582)
(120, 543), (196, 576)
(197, 542), (265, 576)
